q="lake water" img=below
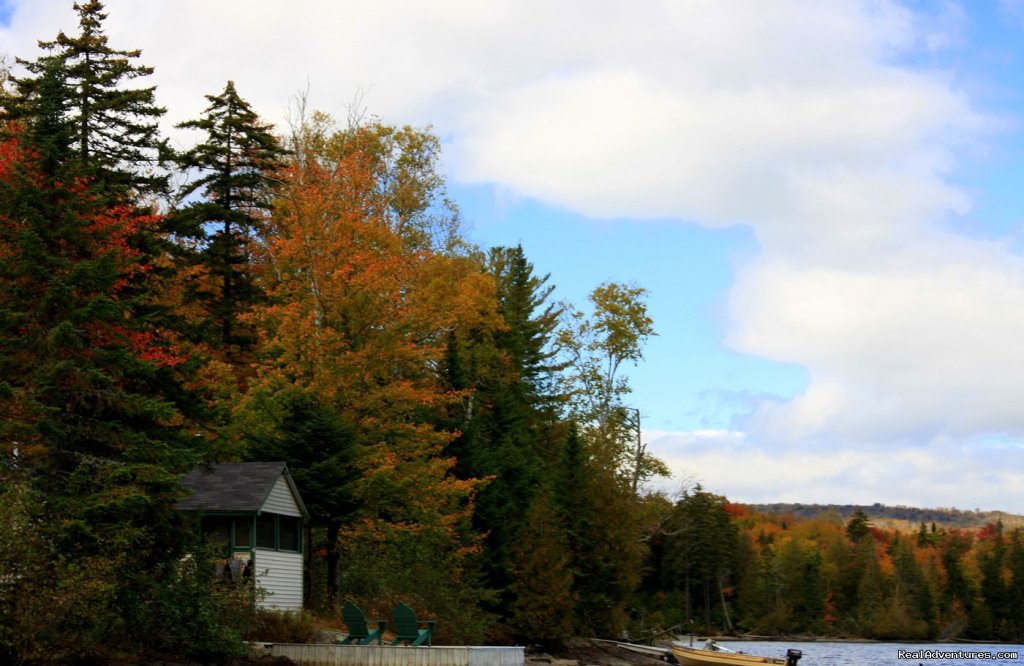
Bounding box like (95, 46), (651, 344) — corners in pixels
(713, 640), (1024, 666)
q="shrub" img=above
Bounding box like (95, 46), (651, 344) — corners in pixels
(246, 609), (320, 644)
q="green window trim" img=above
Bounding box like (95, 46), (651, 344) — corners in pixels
(253, 512), (304, 554)
(198, 513), (303, 554)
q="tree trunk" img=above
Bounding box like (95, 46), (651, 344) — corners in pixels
(326, 520), (341, 611)
(719, 578), (733, 632)
(704, 582), (712, 630)
(303, 523), (313, 607)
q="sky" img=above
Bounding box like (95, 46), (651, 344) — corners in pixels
(4, 0), (1024, 512)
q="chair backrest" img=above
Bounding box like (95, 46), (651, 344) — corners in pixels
(391, 601), (419, 638)
(343, 601), (370, 637)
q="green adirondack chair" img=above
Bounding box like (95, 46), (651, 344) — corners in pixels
(389, 601), (435, 646)
(339, 601), (386, 644)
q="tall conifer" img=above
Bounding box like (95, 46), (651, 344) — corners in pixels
(0, 5), (212, 658)
(172, 81), (285, 360)
(11, 0), (168, 199)
(444, 245), (564, 608)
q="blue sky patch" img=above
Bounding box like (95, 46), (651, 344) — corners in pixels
(0, 1), (13, 28)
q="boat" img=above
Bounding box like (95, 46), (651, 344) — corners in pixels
(671, 640), (803, 666)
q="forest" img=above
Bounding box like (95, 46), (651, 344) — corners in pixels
(1, 3), (1022, 663)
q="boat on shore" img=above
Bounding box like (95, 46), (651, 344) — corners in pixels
(672, 640), (803, 666)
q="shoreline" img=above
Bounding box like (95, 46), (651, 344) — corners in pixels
(688, 635), (1023, 645)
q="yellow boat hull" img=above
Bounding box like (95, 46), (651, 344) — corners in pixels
(671, 644), (788, 666)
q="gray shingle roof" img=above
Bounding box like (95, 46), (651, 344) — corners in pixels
(177, 462), (291, 514)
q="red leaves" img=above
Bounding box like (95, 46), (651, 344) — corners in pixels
(724, 502), (747, 518)
(82, 323), (187, 368)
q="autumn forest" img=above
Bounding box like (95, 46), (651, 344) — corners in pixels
(1, 3), (1023, 663)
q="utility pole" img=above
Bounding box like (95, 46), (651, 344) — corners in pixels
(622, 406), (645, 494)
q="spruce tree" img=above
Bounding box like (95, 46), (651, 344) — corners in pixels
(0, 79), (207, 657)
(489, 244), (563, 400)
(172, 81), (285, 361)
(0, 7), (217, 658)
(444, 245), (564, 608)
(11, 0), (169, 199)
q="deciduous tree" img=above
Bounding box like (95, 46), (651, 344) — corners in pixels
(245, 109), (496, 625)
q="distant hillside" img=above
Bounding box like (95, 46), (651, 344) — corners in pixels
(742, 502), (1024, 530)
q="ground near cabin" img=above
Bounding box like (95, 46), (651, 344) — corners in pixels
(527, 639), (671, 666)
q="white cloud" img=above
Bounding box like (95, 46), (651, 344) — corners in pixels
(646, 430), (1024, 512)
(728, 233), (1024, 445)
(4, 1), (1023, 505)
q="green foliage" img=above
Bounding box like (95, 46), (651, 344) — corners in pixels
(553, 423), (646, 637)
(142, 545), (256, 662)
(846, 509), (871, 542)
(557, 282), (666, 491)
(10, 0), (168, 198)
(172, 80), (286, 361)
(246, 609), (320, 644)
(0, 481), (252, 664)
(443, 245), (565, 614)
(12, 1), (1023, 652)
(658, 487), (739, 632)
(507, 491), (575, 642)
(240, 386), (359, 608)
(336, 529), (494, 644)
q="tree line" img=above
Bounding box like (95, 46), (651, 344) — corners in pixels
(640, 493), (1024, 643)
(745, 503), (1024, 530)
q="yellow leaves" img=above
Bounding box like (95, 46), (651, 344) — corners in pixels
(247, 113), (498, 579)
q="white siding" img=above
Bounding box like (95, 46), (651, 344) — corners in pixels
(253, 548), (303, 611)
(262, 475), (302, 517)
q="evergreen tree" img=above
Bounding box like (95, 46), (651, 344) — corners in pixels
(775, 538), (826, 633)
(444, 245), (564, 606)
(1006, 529), (1024, 641)
(976, 522), (1007, 638)
(661, 487), (739, 631)
(507, 490), (575, 643)
(846, 509), (871, 542)
(10, 0), (168, 199)
(488, 244), (563, 400)
(172, 81), (285, 363)
(0, 72), (208, 659)
(889, 536), (936, 638)
(848, 537), (885, 634)
(940, 530), (976, 623)
(732, 531), (769, 629)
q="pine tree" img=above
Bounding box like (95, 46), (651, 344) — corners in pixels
(242, 388), (358, 609)
(489, 244), (563, 399)
(507, 490), (575, 643)
(11, 0), (168, 199)
(172, 81), (285, 362)
(846, 509), (871, 542)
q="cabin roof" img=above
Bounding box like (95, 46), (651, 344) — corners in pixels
(177, 462), (309, 519)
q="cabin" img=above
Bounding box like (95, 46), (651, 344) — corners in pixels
(177, 462), (309, 611)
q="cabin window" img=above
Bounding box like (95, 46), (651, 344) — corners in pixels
(201, 517), (231, 546)
(234, 520), (252, 547)
(279, 516), (301, 552)
(256, 514), (276, 548)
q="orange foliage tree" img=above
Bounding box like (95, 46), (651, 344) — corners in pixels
(241, 109), (498, 639)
